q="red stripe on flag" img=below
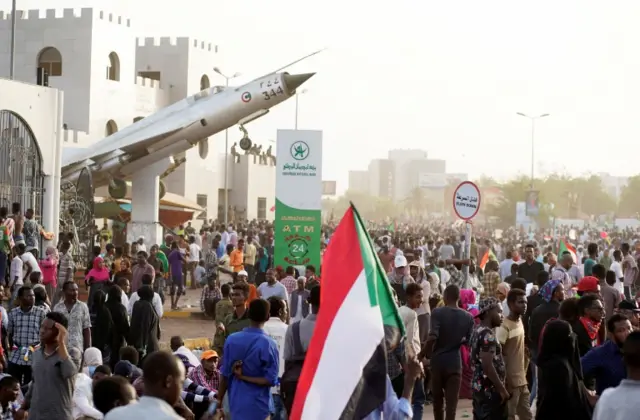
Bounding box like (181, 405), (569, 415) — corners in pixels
(290, 206), (366, 419)
(479, 250), (489, 270)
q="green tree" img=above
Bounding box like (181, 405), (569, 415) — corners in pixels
(618, 175), (640, 217)
(484, 176), (531, 227)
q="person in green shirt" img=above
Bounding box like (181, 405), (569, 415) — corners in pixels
(149, 245), (169, 301)
(599, 249), (612, 270)
(213, 282), (250, 356)
(159, 234), (173, 257)
(584, 242), (598, 276)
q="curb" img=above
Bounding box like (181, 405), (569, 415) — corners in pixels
(162, 310), (207, 320)
(160, 336), (211, 351)
(184, 337), (212, 350)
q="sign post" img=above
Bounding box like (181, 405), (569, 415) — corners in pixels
(274, 129), (323, 274)
(452, 181), (481, 284)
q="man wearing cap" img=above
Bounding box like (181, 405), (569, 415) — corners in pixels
(470, 297), (509, 419)
(618, 300), (640, 330)
(388, 255), (415, 306)
(236, 270), (258, 304)
(188, 350), (221, 392)
(576, 276), (600, 297)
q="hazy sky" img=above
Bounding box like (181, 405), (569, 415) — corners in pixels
(8, 0), (640, 191)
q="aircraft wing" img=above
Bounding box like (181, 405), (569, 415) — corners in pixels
(62, 104), (198, 169)
(64, 125), (192, 168)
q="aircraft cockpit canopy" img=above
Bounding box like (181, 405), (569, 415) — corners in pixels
(193, 85), (226, 101)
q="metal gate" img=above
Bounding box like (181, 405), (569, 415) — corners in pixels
(60, 167), (95, 271)
(0, 110), (44, 227)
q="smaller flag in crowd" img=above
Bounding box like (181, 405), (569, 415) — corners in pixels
(558, 238), (577, 263)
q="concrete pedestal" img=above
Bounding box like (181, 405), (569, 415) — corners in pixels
(126, 158), (173, 248)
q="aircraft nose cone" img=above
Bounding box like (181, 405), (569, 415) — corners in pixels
(284, 72), (315, 93)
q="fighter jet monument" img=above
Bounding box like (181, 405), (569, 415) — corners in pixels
(60, 52), (318, 244)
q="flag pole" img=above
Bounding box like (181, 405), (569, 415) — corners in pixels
(462, 221), (472, 284)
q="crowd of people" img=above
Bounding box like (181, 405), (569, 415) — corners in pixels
(0, 209), (328, 419)
(4, 199), (640, 419)
(368, 221), (640, 420)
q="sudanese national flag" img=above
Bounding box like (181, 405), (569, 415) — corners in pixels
(290, 204), (404, 420)
(559, 239), (577, 263)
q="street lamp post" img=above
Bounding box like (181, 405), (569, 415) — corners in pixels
(294, 89), (308, 130)
(516, 112), (550, 188)
(9, 0), (16, 79)
(214, 67), (241, 226)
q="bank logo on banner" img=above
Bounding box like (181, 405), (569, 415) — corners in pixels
(290, 141), (310, 160)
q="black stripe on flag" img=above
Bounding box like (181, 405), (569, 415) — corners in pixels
(338, 337), (390, 420)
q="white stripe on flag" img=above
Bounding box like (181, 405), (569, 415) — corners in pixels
(300, 270), (385, 420)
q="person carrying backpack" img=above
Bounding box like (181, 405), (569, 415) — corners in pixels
(281, 285), (320, 415)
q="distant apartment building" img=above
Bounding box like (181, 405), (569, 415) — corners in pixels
(353, 149), (467, 215)
(368, 159), (395, 199)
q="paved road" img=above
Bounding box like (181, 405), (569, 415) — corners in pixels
(421, 400), (473, 419)
(161, 317), (214, 344)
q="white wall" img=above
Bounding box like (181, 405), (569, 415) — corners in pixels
(0, 9), (94, 131)
(0, 8), (173, 147)
(0, 78), (63, 242)
(226, 154), (275, 221)
(0, 8), (237, 226)
(135, 36), (221, 217)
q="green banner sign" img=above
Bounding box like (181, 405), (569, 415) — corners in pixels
(274, 129), (323, 271)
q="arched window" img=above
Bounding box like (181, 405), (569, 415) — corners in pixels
(107, 52), (120, 81)
(105, 120), (118, 137)
(200, 74), (210, 91)
(133, 116), (144, 123)
(37, 47), (62, 76)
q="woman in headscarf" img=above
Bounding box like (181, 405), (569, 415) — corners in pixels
(40, 246), (59, 302)
(86, 256), (111, 310)
(129, 285), (160, 362)
(105, 285), (130, 369)
(535, 320), (594, 420)
(90, 289), (114, 362)
(33, 286), (50, 311)
(82, 347), (103, 376)
(495, 282), (511, 317)
(529, 279), (565, 359)
(458, 288), (479, 399)
(72, 347), (104, 420)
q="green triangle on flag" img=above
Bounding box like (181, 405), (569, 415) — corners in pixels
(387, 221), (396, 233)
(558, 239), (577, 263)
(353, 206), (405, 334)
